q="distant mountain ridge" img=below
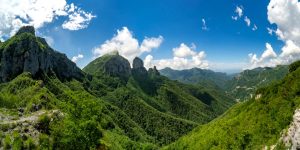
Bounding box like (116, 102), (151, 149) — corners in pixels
(160, 66), (289, 102)
(225, 65), (288, 101)
(160, 67), (231, 89)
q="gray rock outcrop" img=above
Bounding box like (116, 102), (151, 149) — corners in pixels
(133, 57), (144, 69)
(148, 66), (160, 77)
(132, 57), (147, 76)
(281, 109), (300, 149)
(0, 26), (84, 82)
(16, 26), (35, 35)
(103, 54), (131, 79)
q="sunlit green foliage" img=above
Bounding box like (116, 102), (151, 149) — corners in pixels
(82, 53), (235, 145)
(0, 73), (157, 149)
(166, 63), (300, 150)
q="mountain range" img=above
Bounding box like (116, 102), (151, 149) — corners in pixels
(160, 65), (288, 102)
(0, 26), (299, 149)
(0, 26), (234, 149)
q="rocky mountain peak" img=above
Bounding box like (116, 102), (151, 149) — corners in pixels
(103, 54), (131, 79)
(132, 57), (147, 76)
(0, 26), (84, 82)
(133, 57), (144, 69)
(83, 53), (132, 81)
(16, 26), (35, 36)
(148, 66), (160, 76)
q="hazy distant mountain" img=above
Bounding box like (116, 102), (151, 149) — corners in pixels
(160, 67), (231, 89)
(160, 66), (289, 102)
(225, 66), (288, 101)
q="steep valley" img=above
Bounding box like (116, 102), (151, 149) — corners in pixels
(0, 26), (235, 149)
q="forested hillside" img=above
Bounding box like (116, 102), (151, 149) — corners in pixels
(0, 26), (235, 149)
(166, 61), (300, 150)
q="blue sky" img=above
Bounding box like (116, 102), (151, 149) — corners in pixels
(2, 0), (298, 73)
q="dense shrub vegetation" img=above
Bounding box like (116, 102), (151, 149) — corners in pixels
(165, 63), (300, 149)
(4, 26), (298, 149)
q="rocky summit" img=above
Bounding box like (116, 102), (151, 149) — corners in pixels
(148, 66), (160, 77)
(0, 26), (84, 82)
(83, 52), (132, 80)
(132, 57), (148, 76)
(132, 57), (144, 69)
(16, 26), (35, 36)
(103, 54), (131, 79)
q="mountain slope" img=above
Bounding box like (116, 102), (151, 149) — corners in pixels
(0, 73), (157, 149)
(165, 61), (300, 150)
(83, 54), (235, 145)
(0, 26), (84, 82)
(0, 26), (235, 149)
(0, 26), (157, 149)
(225, 65), (288, 101)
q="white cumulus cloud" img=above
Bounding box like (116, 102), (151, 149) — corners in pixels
(248, 0), (300, 69)
(62, 5), (96, 30)
(140, 36), (164, 53)
(173, 43), (196, 58)
(280, 40), (300, 63)
(248, 43), (277, 69)
(268, 0), (300, 44)
(71, 54), (84, 63)
(144, 43), (209, 70)
(92, 27), (163, 63)
(144, 55), (154, 69)
(0, 0), (95, 39)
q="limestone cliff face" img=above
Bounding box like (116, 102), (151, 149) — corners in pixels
(103, 54), (131, 79)
(0, 26), (84, 82)
(83, 53), (132, 81)
(83, 54), (161, 82)
(132, 57), (147, 76)
(132, 57), (144, 69)
(281, 109), (300, 149)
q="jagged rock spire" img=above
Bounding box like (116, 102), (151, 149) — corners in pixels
(148, 66), (160, 76)
(133, 57), (144, 69)
(132, 57), (148, 76)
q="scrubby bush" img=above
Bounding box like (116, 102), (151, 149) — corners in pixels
(36, 114), (51, 134)
(3, 135), (12, 149)
(39, 134), (52, 149)
(24, 137), (36, 149)
(289, 60), (300, 73)
(12, 132), (23, 150)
